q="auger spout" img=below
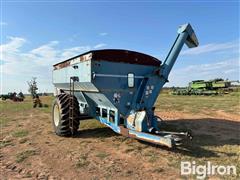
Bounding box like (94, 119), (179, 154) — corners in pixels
(161, 23), (199, 81)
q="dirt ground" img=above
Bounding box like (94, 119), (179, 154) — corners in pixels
(1, 96), (240, 180)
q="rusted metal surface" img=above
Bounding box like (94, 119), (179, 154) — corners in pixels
(119, 126), (129, 136)
(53, 49), (161, 70)
(54, 53), (92, 70)
(54, 61), (70, 70)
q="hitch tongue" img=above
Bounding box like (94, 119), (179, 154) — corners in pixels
(155, 130), (192, 146)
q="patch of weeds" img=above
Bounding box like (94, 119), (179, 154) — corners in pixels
(16, 149), (36, 163)
(148, 154), (157, 163)
(22, 172), (32, 178)
(95, 152), (109, 159)
(12, 130), (29, 138)
(125, 138), (137, 145)
(16, 124), (23, 127)
(96, 128), (115, 138)
(167, 156), (181, 169)
(0, 140), (13, 148)
(39, 104), (51, 113)
(26, 162), (31, 166)
(156, 92), (240, 115)
(124, 170), (133, 176)
(103, 173), (112, 180)
(79, 140), (92, 145)
(143, 150), (155, 156)
(152, 167), (164, 173)
(35, 131), (42, 135)
(124, 148), (135, 153)
(113, 136), (128, 143)
(0, 100), (33, 113)
(136, 145), (147, 151)
(81, 119), (106, 129)
(76, 154), (90, 168)
(19, 138), (28, 144)
(99, 137), (106, 142)
(0, 117), (10, 127)
(112, 142), (121, 148)
(144, 150), (158, 163)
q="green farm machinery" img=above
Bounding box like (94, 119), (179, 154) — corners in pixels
(172, 79), (239, 95)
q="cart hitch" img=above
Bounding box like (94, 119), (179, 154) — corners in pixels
(155, 130), (192, 146)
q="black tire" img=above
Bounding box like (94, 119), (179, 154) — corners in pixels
(52, 93), (80, 136)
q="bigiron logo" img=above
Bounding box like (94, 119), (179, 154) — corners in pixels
(181, 161), (237, 179)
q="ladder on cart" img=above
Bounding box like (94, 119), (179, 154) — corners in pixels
(69, 76), (79, 135)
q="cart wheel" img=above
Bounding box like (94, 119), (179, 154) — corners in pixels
(52, 93), (80, 136)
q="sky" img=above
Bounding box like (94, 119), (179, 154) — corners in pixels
(0, 1), (239, 93)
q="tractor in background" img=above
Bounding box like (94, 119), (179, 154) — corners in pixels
(0, 92), (25, 101)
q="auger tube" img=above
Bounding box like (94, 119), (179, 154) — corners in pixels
(161, 23), (199, 81)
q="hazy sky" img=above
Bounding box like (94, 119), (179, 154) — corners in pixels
(1, 1), (239, 93)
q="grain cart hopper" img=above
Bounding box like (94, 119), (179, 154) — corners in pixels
(52, 23), (199, 148)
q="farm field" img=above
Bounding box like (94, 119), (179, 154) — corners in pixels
(1, 92), (240, 179)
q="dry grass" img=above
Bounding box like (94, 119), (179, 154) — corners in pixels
(16, 149), (37, 163)
(156, 90), (240, 115)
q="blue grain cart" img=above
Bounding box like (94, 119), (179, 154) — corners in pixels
(52, 23), (199, 148)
